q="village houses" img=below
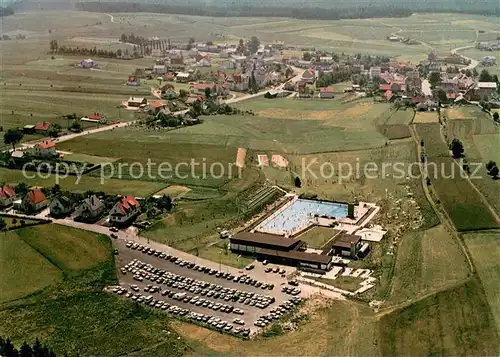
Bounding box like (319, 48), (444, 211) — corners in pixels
(109, 195), (140, 224)
(22, 188), (48, 213)
(0, 185), (16, 207)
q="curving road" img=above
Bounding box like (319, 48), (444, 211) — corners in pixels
(451, 45), (479, 71)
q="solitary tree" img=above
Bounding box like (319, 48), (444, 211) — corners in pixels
(303, 52), (312, 61)
(428, 71), (441, 88)
(479, 69), (492, 82)
(493, 112), (499, 122)
(204, 87), (211, 98)
(450, 139), (464, 158)
(294, 176), (302, 188)
(4, 128), (23, 151)
(248, 36), (260, 54)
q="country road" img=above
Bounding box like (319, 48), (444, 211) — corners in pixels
(106, 13), (115, 23)
(451, 45), (479, 71)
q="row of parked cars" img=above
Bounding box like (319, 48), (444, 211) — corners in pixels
(253, 297), (302, 327)
(125, 242), (273, 289)
(187, 312), (251, 337)
(110, 286), (248, 335)
(125, 259), (276, 309)
(281, 286), (301, 295)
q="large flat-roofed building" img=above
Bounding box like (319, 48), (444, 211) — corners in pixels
(230, 232), (303, 253)
(230, 232), (334, 271)
(323, 232), (362, 258)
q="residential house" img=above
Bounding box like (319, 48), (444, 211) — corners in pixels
(152, 64), (167, 75)
(297, 81), (310, 98)
(49, 195), (74, 217)
(74, 195), (104, 221)
(219, 50), (230, 58)
(84, 112), (106, 123)
(195, 52), (209, 63)
(197, 57), (211, 67)
(168, 52), (184, 69)
(319, 56), (334, 65)
(319, 87), (334, 99)
(297, 60), (311, 69)
(34, 121), (51, 133)
(283, 81), (296, 91)
(176, 72), (191, 83)
(80, 58), (96, 69)
(32, 140), (57, 158)
(151, 49), (164, 58)
(0, 185), (16, 207)
(227, 74), (249, 92)
(301, 69), (316, 85)
(191, 83), (217, 96)
(127, 97), (147, 107)
(127, 75), (140, 86)
(222, 60), (237, 70)
(369, 66), (381, 79)
(405, 71), (422, 92)
(109, 195), (140, 224)
(149, 101), (167, 114)
(22, 188), (48, 213)
(475, 82), (498, 100)
(162, 87), (177, 99)
(441, 76), (459, 93)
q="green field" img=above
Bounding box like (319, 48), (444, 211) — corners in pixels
(463, 231), (500, 333)
(0, 230), (62, 303)
(416, 123), (499, 231)
(297, 227), (338, 249)
(473, 134), (500, 164)
(389, 224), (470, 305)
(0, 223), (188, 356)
(0, 167), (167, 196)
(379, 277), (500, 356)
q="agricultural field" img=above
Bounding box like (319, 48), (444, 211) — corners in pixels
(473, 134), (500, 164)
(377, 108), (414, 139)
(463, 231), (500, 333)
(416, 123), (500, 231)
(297, 227), (338, 249)
(388, 224), (470, 305)
(379, 277), (499, 356)
(413, 111), (439, 124)
(461, 48), (500, 76)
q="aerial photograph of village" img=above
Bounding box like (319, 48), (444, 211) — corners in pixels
(0, 0), (499, 356)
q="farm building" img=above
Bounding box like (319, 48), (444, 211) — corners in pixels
(127, 75), (140, 86)
(80, 58), (96, 69)
(31, 140), (57, 158)
(127, 97), (147, 107)
(23, 125), (35, 134)
(475, 82), (498, 100)
(34, 121), (51, 132)
(301, 69), (315, 84)
(176, 72), (191, 83)
(82, 112), (106, 124)
(152, 64), (167, 75)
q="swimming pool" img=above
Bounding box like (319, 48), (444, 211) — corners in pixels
(257, 199), (348, 235)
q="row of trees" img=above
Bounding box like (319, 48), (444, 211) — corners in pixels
(0, 337), (58, 357)
(49, 40), (142, 59)
(316, 71), (352, 88)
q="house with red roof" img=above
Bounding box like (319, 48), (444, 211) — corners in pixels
(109, 195), (141, 224)
(301, 69), (316, 84)
(34, 121), (51, 132)
(22, 188), (48, 213)
(32, 140), (57, 158)
(0, 185), (16, 207)
(190, 83), (217, 96)
(319, 87), (334, 99)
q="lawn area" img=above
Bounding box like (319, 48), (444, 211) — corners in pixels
(179, 299), (377, 357)
(297, 227), (338, 249)
(0, 167), (167, 196)
(154, 185), (192, 199)
(63, 153), (119, 165)
(0, 215), (40, 230)
(379, 277), (500, 356)
(317, 275), (364, 292)
(444, 106), (489, 120)
(388, 224), (470, 305)
(0, 230), (62, 303)
(197, 243), (254, 269)
(473, 134), (500, 164)
(463, 231), (500, 333)
(16, 225), (111, 271)
(416, 123), (500, 231)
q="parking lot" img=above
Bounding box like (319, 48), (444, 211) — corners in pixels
(113, 238), (303, 335)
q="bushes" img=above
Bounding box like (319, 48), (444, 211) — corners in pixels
(262, 323), (283, 337)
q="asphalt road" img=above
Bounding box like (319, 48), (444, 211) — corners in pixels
(113, 238), (300, 333)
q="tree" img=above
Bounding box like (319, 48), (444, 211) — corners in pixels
(428, 71), (441, 88)
(450, 139), (464, 158)
(179, 89), (188, 98)
(479, 69), (492, 82)
(472, 67), (478, 77)
(19, 341), (33, 357)
(435, 88), (447, 103)
(303, 52), (312, 61)
(0, 217), (6, 231)
(204, 87), (211, 98)
(248, 36), (260, 54)
(4, 128), (23, 151)
(493, 112), (499, 122)
(490, 165), (499, 179)
(70, 120), (82, 131)
(237, 39), (245, 54)
(49, 39), (59, 52)
(294, 176), (301, 188)
(15, 182), (28, 196)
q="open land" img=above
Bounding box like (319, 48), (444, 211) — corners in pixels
(1, 7), (500, 357)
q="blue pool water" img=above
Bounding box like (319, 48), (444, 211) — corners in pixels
(258, 199), (348, 233)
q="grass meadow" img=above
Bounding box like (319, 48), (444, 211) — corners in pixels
(463, 231), (500, 333)
(388, 224), (470, 305)
(379, 277), (499, 356)
(297, 227), (338, 249)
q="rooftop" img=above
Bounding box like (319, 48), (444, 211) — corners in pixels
(231, 232), (301, 249)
